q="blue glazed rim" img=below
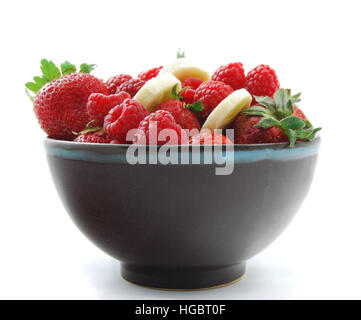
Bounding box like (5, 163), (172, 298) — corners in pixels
(44, 136), (321, 164)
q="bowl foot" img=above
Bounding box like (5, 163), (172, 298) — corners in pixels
(121, 263), (246, 290)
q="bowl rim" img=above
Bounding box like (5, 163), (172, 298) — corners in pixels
(44, 136), (320, 151)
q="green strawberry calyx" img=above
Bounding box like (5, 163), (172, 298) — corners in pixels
(171, 84), (203, 113)
(72, 121), (104, 137)
(25, 59), (96, 102)
(243, 88), (321, 148)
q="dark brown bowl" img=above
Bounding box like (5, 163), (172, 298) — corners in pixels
(44, 137), (320, 289)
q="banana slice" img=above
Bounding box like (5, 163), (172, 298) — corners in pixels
(134, 72), (181, 112)
(201, 89), (252, 131)
(160, 58), (210, 82)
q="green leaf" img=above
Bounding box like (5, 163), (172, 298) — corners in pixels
(304, 127), (322, 140)
(273, 88), (293, 117)
(25, 88), (35, 102)
(185, 100), (203, 113)
(40, 59), (61, 81)
(255, 117), (281, 129)
(253, 95), (276, 112)
(243, 106), (272, 117)
(280, 116), (306, 130)
(177, 49), (185, 59)
(61, 61), (76, 75)
(171, 84), (180, 100)
(283, 128), (297, 148)
(79, 63), (96, 73)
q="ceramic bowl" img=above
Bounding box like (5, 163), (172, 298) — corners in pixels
(44, 137), (320, 289)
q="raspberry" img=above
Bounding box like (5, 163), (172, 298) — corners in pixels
(105, 74), (132, 94)
(103, 99), (148, 143)
(180, 88), (196, 104)
(181, 78), (203, 90)
(155, 99), (201, 132)
(193, 80), (234, 119)
(233, 113), (286, 144)
(190, 132), (233, 145)
(115, 78), (145, 97)
(138, 66), (163, 81)
(245, 65), (279, 97)
(212, 62), (246, 90)
(87, 92), (131, 126)
(74, 131), (113, 144)
(133, 110), (188, 145)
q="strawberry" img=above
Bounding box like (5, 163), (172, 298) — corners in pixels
(73, 123), (114, 143)
(133, 110), (188, 145)
(105, 74), (132, 94)
(235, 89), (321, 147)
(245, 65), (280, 97)
(180, 88), (196, 104)
(116, 78), (145, 97)
(103, 99), (148, 144)
(138, 66), (163, 81)
(212, 62), (246, 90)
(28, 60), (108, 140)
(190, 132), (233, 145)
(87, 91), (131, 126)
(193, 80), (234, 119)
(154, 99), (201, 132)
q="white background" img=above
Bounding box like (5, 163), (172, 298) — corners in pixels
(0, 0), (360, 299)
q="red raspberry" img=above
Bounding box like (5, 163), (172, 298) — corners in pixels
(293, 106), (307, 120)
(190, 132), (233, 145)
(74, 131), (113, 144)
(115, 78), (145, 97)
(212, 62), (246, 90)
(245, 65), (280, 97)
(133, 110), (188, 145)
(105, 74), (132, 94)
(193, 80), (234, 119)
(155, 99), (201, 132)
(181, 78), (203, 90)
(233, 113), (286, 144)
(180, 88), (196, 104)
(33, 73), (109, 140)
(138, 66), (163, 81)
(87, 92), (131, 126)
(103, 99), (148, 144)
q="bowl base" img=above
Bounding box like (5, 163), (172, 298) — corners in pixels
(121, 263), (246, 290)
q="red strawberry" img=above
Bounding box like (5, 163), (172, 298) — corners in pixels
(105, 74), (132, 94)
(133, 110), (188, 145)
(138, 66), (163, 81)
(245, 65), (280, 97)
(116, 78), (145, 97)
(33, 73), (108, 140)
(233, 113), (286, 144)
(74, 131), (113, 144)
(154, 99), (201, 132)
(212, 62), (246, 90)
(193, 81), (234, 119)
(87, 92), (131, 126)
(180, 88), (196, 104)
(181, 78), (203, 90)
(103, 99), (148, 144)
(190, 132), (233, 145)
(293, 106), (307, 120)
(235, 89), (321, 147)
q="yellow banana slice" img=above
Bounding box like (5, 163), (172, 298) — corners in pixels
(201, 89), (252, 131)
(134, 72), (181, 112)
(160, 58), (210, 82)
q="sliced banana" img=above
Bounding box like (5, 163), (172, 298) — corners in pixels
(134, 72), (181, 112)
(160, 58), (210, 82)
(201, 89), (252, 131)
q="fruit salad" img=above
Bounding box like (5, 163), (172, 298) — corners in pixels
(26, 55), (321, 147)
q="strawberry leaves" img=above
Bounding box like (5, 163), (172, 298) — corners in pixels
(243, 88), (321, 147)
(25, 59), (96, 101)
